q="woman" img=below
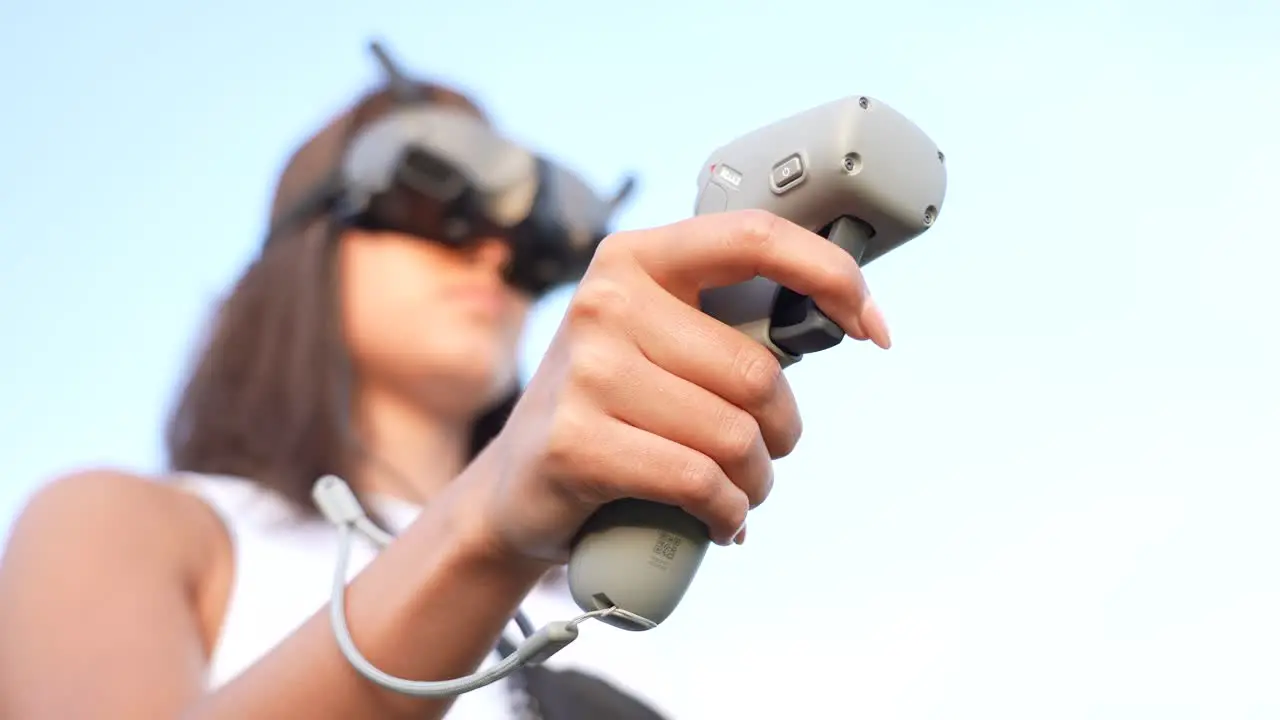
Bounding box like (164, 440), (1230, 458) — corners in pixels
(0, 70), (890, 719)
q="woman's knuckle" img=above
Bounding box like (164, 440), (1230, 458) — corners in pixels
(717, 408), (760, 464)
(733, 344), (782, 406)
(566, 338), (617, 390)
(728, 496), (749, 530)
(677, 454), (723, 506)
(733, 208), (781, 250)
(775, 416), (803, 458)
(590, 230), (636, 269)
(747, 465), (774, 508)
(566, 278), (631, 327)
(818, 258), (854, 294)
(543, 404), (587, 470)
(541, 404), (615, 506)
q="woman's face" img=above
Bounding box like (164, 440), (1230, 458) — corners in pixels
(338, 228), (531, 418)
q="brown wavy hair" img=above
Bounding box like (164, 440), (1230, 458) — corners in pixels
(163, 81), (518, 513)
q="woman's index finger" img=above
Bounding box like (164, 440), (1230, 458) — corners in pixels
(618, 209), (889, 348)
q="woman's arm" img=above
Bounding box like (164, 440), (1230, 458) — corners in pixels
(0, 210), (883, 720)
(0, 465), (550, 720)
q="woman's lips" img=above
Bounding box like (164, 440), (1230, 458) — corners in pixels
(447, 285), (508, 318)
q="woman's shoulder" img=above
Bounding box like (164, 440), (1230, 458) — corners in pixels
(3, 467), (230, 582)
(0, 469), (247, 692)
(15, 466), (222, 527)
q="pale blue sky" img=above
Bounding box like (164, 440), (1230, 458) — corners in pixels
(2, 1), (1278, 717)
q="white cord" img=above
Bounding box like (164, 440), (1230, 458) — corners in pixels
(311, 474), (618, 698)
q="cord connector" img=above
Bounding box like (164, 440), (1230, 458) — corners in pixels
(313, 474), (366, 526)
(519, 621), (580, 666)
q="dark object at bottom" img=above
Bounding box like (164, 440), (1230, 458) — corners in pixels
(518, 664), (670, 720)
(497, 635), (669, 720)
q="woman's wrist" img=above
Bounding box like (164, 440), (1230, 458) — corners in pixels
(422, 449), (556, 592)
(307, 467), (556, 719)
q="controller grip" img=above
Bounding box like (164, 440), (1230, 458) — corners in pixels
(567, 499), (711, 630)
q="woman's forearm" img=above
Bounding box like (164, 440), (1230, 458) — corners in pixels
(185, 475), (551, 720)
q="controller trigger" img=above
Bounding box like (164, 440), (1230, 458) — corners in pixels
(766, 216), (874, 356)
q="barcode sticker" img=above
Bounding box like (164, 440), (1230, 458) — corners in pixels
(652, 532), (682, 561)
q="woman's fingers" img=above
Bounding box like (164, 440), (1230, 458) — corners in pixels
(571, 335), (776, 511)
(617, 271), (803, 460)
(546, 407), (751, 546)
(562, 269), (801, 461)
(599, 209), (891, 349)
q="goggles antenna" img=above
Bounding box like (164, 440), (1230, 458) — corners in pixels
(368, 40), (424, 104)
(607, 175), (639, 214)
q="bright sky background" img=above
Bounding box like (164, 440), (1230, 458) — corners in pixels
(2, 1), (1278, 717)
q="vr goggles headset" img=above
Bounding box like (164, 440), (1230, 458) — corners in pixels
(266, 41), (637, 298)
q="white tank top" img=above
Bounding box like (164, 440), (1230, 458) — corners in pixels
(173, 473), (672, 719)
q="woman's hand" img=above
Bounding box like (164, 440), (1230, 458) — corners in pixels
(468, 209), (892, 564)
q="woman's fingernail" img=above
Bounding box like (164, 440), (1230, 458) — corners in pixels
(733, 527), (747, 545)
(860, 299), (892, 349)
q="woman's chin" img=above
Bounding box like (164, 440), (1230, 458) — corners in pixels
(425, 360), (519, 414)
(380, 335), (520, 415)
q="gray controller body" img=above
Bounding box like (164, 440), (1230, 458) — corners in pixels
(567, 95), (949, 631)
